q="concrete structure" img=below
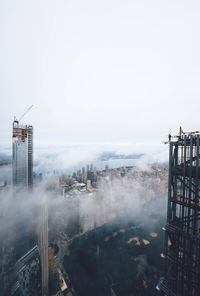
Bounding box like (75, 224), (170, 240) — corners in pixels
(160, 130), (200, 296)
(12, 120), (33, 187)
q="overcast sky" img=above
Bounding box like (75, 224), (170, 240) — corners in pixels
(1, 0), (200, 148)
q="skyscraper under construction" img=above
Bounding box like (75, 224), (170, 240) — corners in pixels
(12, 119), (33, 187)
(160, 129), (200, 296)
(11, 113), (49, 296)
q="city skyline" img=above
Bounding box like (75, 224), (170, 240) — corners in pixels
(2, 2), (200, 296)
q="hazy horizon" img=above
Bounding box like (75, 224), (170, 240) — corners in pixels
(1, 0), (200, 148)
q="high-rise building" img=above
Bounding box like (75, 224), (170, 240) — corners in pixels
(12, 120), (33, 187)
(160, 131), (200, 296)
(10, 116), (49, 296)
(38, 201), (49, 296)
(10, 245), (42, 296)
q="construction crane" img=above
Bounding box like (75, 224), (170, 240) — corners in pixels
(18, 105), (33, 122)
(14, 105), (33, 123)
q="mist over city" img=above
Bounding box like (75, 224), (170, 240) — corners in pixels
(1, 1), (200, 296)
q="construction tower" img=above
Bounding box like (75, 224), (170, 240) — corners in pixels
(160, 130), (200, 296)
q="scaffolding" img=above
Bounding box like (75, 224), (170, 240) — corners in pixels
(160, 130), (200, 296)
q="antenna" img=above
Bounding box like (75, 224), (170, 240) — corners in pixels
(18, 105), (34, 122)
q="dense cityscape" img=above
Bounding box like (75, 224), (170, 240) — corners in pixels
(1, 113), (200, 296)
(1, 1), (200, 296)
(0, 118), (170, 296)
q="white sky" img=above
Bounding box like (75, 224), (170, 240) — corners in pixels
(1, 0), (200, 147)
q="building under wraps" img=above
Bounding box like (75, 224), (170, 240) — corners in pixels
(160, 130), (200, 296)
(12, 120), (33, 187)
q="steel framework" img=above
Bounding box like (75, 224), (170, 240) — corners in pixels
(160, 131), (200, 296)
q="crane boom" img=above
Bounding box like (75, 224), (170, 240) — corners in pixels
(18, 105), (34, 122)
